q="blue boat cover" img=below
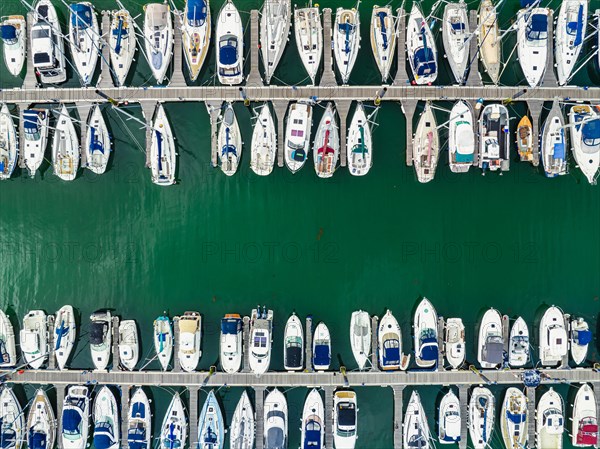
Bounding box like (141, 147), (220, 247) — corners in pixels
(0, 342), (9, 364)
(132, 402), (146, 419)
(266, 427), (284, 449)
(219, 40), (238, 65)
(0, 161), (5, 173)
(89, 127), (104, 154)
(303, 421), (322, 449)
(202, 426), (217, 444)
(527, 14), (547, 39)
(112, 17), (126, 54)
(0, 420), (16, 449)
(383, 339), (400, 365)
(186, 0), (207, 27)
(451, 22), (465, 32)
(292, 148), (306, 162)
(553, 142), (565, 159)
(55, 320), (70, 350)
(413, 47), (436, 77)
(419, 336), (438, 361)
(507, 411), (526, 424)
(314, 344), (330, 366)
(62, 409), (82, 434)
(520, 0), (537, 7)
(71, 3), (93, 28)
(94, 423), (115, 449)
(377, 12), (388, 50)
(575, 329), (593, 345)
(583, 119), (600, 144)
(574, 4), (584, 46)
(0, 25), (16, 41)
(221, 317), (241, 335)
(24, 111), (40, 130)
(29, 431), (47, 449)
(128, 426), (147, 449)
(338, 22), (353, 54)
(155, 130), (163, 172)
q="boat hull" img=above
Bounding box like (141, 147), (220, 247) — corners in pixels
(218, 103), (242, 176)
(150, 104), (176, 186)
(284, 102), (312, 173)
(448, 100), (474, 173)
(260, 0), (291, 84)
(370, 6), (396, 82)
(250, 104), (276, 176)
(442, 3), (469, 84)
(334, 8), (360, 84)
(54, 305), (76, 370)
(109, 10), (137, 87)
(0, 103), (18, 180)
(52, 106), (79, 182)
(294, 8), (322, 84)
(216, 1), (244, 85)
(350, 310), (371, 370)
(555, 0), (587, 86)
(85, 105), (111, 174)
(413, 102), (439, 183)
(144, 3), (173, 84)
(1, 16), (26, 76)
(313, 103), (339, 178)
(347, 103), (372, 176)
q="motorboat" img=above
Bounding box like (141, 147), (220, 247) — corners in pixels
(413, 298), (439, 369)
(0, 103), (18, 180)
(536, 388), (564, 449)
(27, 389), (55, 449)
(477, 0), (500, 84)
(347, 102), (372, 176)
(89, 310), (112, 371)
(294, 7), (322, 84)
(198, 391), (224, 449)
(539, 306), (568, 367)
(21, 310), (48, 369)
(283, 313), (303, 371)
(406, 4), (438, 85)
(178, 311), (202, 372)
(438, 390), (460, 444)
(69, 2), (100, 86)
(508, 316), (529, 367)
(555, 0), (588, 86)
(160, 395), (186, 449)
(150, 103), (176, 186)
(572, 383), (597, 447)
(516, 115), (533, 163)
(52, 105), (79, 182)
(469, 387), (494, 449)
(31, 0), (67, 84)
(568, 104), (600, 185)
(378, 309), (403, 371)
(153, 314), (173, 371)
(0, 310), (17, 367)
(413, 102), (439, 183)
(61, 385), (89, 449)
(284, 102), (312, 173)
(301, 389), (324, 449)
(370, 6), (396, 82)
(128, 388), (151, 449)
(477, 308), (503, 369)
(403, 391), (430, 448)
(350, 310), (371, 370)
(312, 322), (331, 371)
(500, 387), (527, 449)
(182, 0), (211, 81)
(0, 388), (24, 449)
(230, 391), (254, 449)
(517, 8), (550, 87)
(118, 319), (139, 371)
(442, 2), (469, 84)
(220, 313), (243, 374)
(313, 102), (339, 178)
(260, 0), (291, 84)
(479, 103), (510, 173)
(334, 7), (360, 84)
(85, 104), (111, 174)
(448, 100), (474, 173)
(250, 104), (276, 176)
(144, 3), (173, 84)
(216, 0), (243, 85)
(541, 101), (568, 177)
(54, 305), (76, 370)
(109, 9), (136, 87)
(444, 318), (465, 369)
(218, 102), (242, 176)
(22, 109), (49, 177)
(264, 389), (287, 449)
(570, 317), (592, 366)
(93, 386), (119, 449)
(0, 16), (25, 76)
(249, 307), (273, 374)
(333, 390), (357, 449)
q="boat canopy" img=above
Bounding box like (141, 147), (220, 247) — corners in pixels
(506, 410), (526, 424)
(71, 3), (93, 28)
(285, 338), (302, 367)
(94, 423), (116, 449)
(382, 336), (400, 365)
(526, 14), (548, 41)
(377, 12), (389, 50)
(128, 425), (148, 449)
(567, 5), (584, 47)
(574, 329), (593, 345)
(55, 319), (70, 350)
(553, 141), (565, 159)
(28, 431), (47, 449)
(0, 25), (17, 43)
(337, 402), (356, 427)
(582, 119), (600, 149)
(132, 401), (146, 419)
(163, 422), (181, 449)
(510, 335), (528, 354)
(221, 317), (241, 335)
(219, 37), (238, 65)
(21, 330), (39, 353)
(544, 409), (564, 433)
(303, 420), (322, 449)
(89, 127), (105, 154)
(314, 344), (330, 367)
(62, 409), (83, 435)
(24, 111), (41, 131)
(186, 0), (207, 27)
(112, 17), (127, 55)
(90, 321), (107, 345)
(419, 330), (438, 361)
(266, 426), (284, 448)
(291, 148), (306, 161)
(483, 336), (503, 364)
(455, 122), (474, 161)
(338, 21), (354, 55)
(577, 418), (598, 445)
(0, 423), (17, 449)
(413, 47), (436, 77)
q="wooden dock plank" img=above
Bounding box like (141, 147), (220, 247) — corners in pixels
(401, 100), (418, 167)
(437, 317), (445, 370)
(393, 9), (407, 86)
(465, 10), (482, 87)
(171, 11), (186, 87)
(392, 386), (404, 449)
(272, 101), (288, 168)
(47, 315), (55, 369)
(120, 385), (131, 449)
(112, 316), (120, 370)
(242, 316), (250, 373)
(23, 12), (37, 89)
(56, 385), (65, 449)
(336, 100), (351, 168)
(324, 386), (334, 448)
(254, 387), (265, 449)
(458, 385), (468, 449)
(246, 10), (263, 87)
(526, 100), (544, 167)
(526, 386), (535, 448)
(370, 315), (379, 371)
(173, 316), (181, 372)
(98, 11), (114, 89)
(319, 9), (336, 87)
(189, 387), (199, 448)
(305, 316), (313, 372)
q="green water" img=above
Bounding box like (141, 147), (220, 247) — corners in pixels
(1, 0), (600, 447)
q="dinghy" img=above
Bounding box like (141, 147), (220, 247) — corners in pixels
(0, 310), (17, 367)
(144, 3), (173, 84)
(370, 6), (396, 82)
(568, 104), (600, 185)
(93, 387), (119, 449)
(378, 309), (403, 371)
(500, 387), (527, 449)
(302, 389), (324, 449)
(469, 387), (494, 449)
(479, 103), (510, 173)
(403, 391), (430, 448)
(128, 388), (151, 449)
(406, 4), (437, 85)
(438, 390), (460, 444)
(517, 7), (549, 87)
(52, 105), (79, 182)
(153, 314), (173, 371)
(160, 395), (186, 449)
(284, 102), (312, 173)
(539, 305), (568, 367)
(555, 0), (587, 86)
(183, 0), (211, 81)
(294, 7), (322, 84)
(22, 109), (49, 177)
(260, 0), (291, 84)
(413, 102), (439, 183)
(250, 104), (276, 176)
(413, 298), (439, 369)
(150, 103), (176, 186)
(283, 313), (303, 371)
(516, 115), (533, 163)
(218, 102), (242, 176)
(220, 313), (242, 374)
(442, 2), (469, 84)
(508, 316), (529, 367)
(54, 305), (76, 370)
(334, 8), (360, 84)
(264, 389), (287, 449)
(347, 103), (372, 176)
(477, 308), (503, 369)
(312, 322), (331, 371)
(572, 383), (597, 447)
(313, 102), (339, 178)
(541, 101), (568, 177)
(89, 310), (112, 370)
(178, 311), (201, 372)
(21, 310), (48, 369)
(536, 388), (564, 449)
(118, 319), (139, 371)
(333, 390), (357, 449)
(0, 16), (25, 76)
(0, 103), (18, 180)
(216, 0), (243, 85)
(0, 388), (24, 449)
(85, 105), (111, 174)
(61, 386), (89, 449)
(69, 2), (100, 86)
(477, 0), (500, 84)
(350, 310), (371, 370)
(27, 389), (55, 449)
(448, 100), (474, 173)
(249, 307), (273, 374)
(230, 391), (254, 449)
(570, 317), (591, 366)
(444, 318), (465, 369)
(32, 0), (67, 84)
(198, 391), (224, 449)
(109, 9), (136, 87)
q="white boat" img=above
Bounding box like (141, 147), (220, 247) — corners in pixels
(568, 105), (600, 185)
(109, 9), (136, 87)
(161, 395), (187, 449)
(198, 390), (224, 449)
(22, 108), (49, 177)
(153, 314), (173, 371)
(403, 391), (430, 449)
(370, 6), (396, 82)
(448, 100), (474, 173)
(54, 305), (76, 370)
(333, 390), (357, 449)
(150, 103), (176, 186)
(438, 390), (460, 444)
(302, 389), (324, 449)
(264, 389), (287, 449)
(128, 388), (151, 449)
(144, 3), (173, 84)
(283, 313), (303, 371)
(442, 2), (469, 84)
(406, 4), (438, 85)
(93, 386), (119, 449)
(312, 322), (331, 371)
(216, 0), (243, 85)
(444, 318), (465, 369)
(0, 310), (17, 367)
(378, 310), (403, 371)
(313, 102), (339, 178)
(294, 7), (322, 84)
(477, 308), (503, 369)
(89, 310), (112, 371)
(230, 391), (254, 449)
(414, 298), (439, 369)
(27, 389), (55, 449)
(220, 313), (243, 374)
(413, 102), (439, 183)
(556, 0), (588, 86)
(539, 306), (568, 367)
(0, 103), (18, 181)
(182, 0), (211, 82)
(508, 316), (529, 367)
(118, 319), (139, 371)
(479, 103), (510, 173)
(477, 0), (500, 84)
(0, 388), (24, 449)
(61, 385), (89, 449)
(517, 8), (550, 87)
(500, 387), (527, 449)
(249, 307), (273, 374)
(347, 102), (372, 176)
(541, 101), (568, 177)
(536, 388), (564, 449)
(469, 387), (494, 449)
(0, 16), (26, 76)
(572, 383), (597, 447)
(178, 311), (201, 372)
(250, 104), (276, 176)
(334, 8), (360, 84)
(350, 310), (371, 370)
(31, 0), (67, 84)
(284, 102), (312, 173)
(21, 310), (48, 369)
(260, 0), (291, 84)
(85, 104), (111, 174)
(69, 2), (100, 86)
(570, 317), (591, 366)
(218, 103), (242, 176)
(52, 105), (79, 182)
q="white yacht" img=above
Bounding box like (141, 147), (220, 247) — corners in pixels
(182, 0), (211, 81)
(0, 388), (24, 449)
(32, 0), (67, 84)
(448, 100), (474, 173)
(178, 311), (202, 372)
(284, 102), (312, 173)
(109, 9), (136, 87)
(539, 306), (568, 367)
(572, 383), (597, 447)
(469, 387), (494, 449)
(555, 0), (588, 86)
(508, 316), (529, 367)
(406, 4), (437, 85)
(52, 105), (79, 182)
(0, 103), (18, 180)
(230, 391), (254, 449)
(333, 390), (357, 449)
(153, 314), (173, 371)
(568, 104), (600, 185)
(69, 2), (100, 86)
(301, 389), (324, 449)
(283, 313), (304, 371)
(479, 103), (510, 173)
(312, 322), (331, 371)
(413, 102), (439, 183)
(313, 102), (339, 178)
(54, 305), (76, 370)
(444, 318), (465, 369)
(150, 103), (176, 186)
(89, 310), (112, 370)
(61, 385), (89, 449)
(85, 104), (111, 174)
(517, 8), (550, 87)
(260, 0), (291, 84)
(403, 391), (430, 448)
(21, 310), (48, 369)
(220, 313), (243, 374)
(216, 0), (244, 85)
(249, 307), (273, 374)
(294, 7), (322, 84)
(197, 390), (224, 449)
(413, 298), (439, 369)
(127, 388), (151, 449)
(378, 310), (403, 371)
(350, 310), (371, 370)
(370, 6), (395, 82)
(477, 308), (503, 369)
(160, 395), (186, 449)
(536, 388), (564, 449)
(27, 389), (55, 449)
(250, 104), (276, 176)
(500, 387), (527, 449)
(0, 310), (17, 367)
(334, 8), (360, 84)
(477, 0), (500, 84)
(0, 16), (26, 76)
(118, 319), (139, 371)
(438, 390), (460, 444)
(144, 3), (173, 84)
(93, 387), (119, 449)
(22, 108), (49, 177)
(218, 102), (242, 176)
(570, 317), (591, 366)
(264, 389), (287, 449)
(442, 2), (469, 84)
(541, 101), (568, 177)
(347, 102), (372, 176)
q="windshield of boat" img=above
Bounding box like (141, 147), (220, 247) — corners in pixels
(582, 119), (600, 149)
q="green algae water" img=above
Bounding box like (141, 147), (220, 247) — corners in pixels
(0, 0), (599, 447)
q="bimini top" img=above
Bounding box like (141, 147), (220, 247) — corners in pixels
(62, 409), (83, 435)
(71, 3), (93, 28)
(187, 0), (207, 27)
(266, 411), (285, 448)
(94, 423), (116, 449)
(483, 336), (503, 364)
(567, 5), (585, 46)
(285, 338), (302, 366)
(413, 38), (436, 78)
(577, 418), (598, 445)
(574, 329), (593, 345)
(221, 317), (241, 335)
(90, 321), (107, 345)
(314, 344), (330, 367)
(24, 111), (42, 130)
(382, 335), (400, 365)
(303, 420), (322, 449)
(128, 425), (147, 449)
(582, 119), (600, 149)
(506, 410), (526, 424)
(219, 37), (238, 66)
(377, 12), (389, 50)
(29, 431), (47, 449)
(526, 14), (547, 41)
(0, 25), (17, 41)
(419, 329), (439, 362)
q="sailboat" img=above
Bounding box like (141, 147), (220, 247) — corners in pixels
(22, 109), (49, 177)
(90, 310), (112, 370)
(31, 0), (67, 84)
(220, 313), (243, 374)
(216, 0), (243, 85)
(333, 390), (357, 448)
(54, 305), (76, 370)
(230, 391), (254, 449)
(568, 104), (600, 185)
(536, 388), (564, 449)
(334, 7), (360, 84)
(0, 388), (25, 449)
(51, 105), (79, 182)
(144, 3), (173, 84)
(85, 104), (111, 174)
(260, 0), (291, 84)
(444, 318), (465, 369)
(517, 7), (550, 87)
(479, 103), (510, 173)
(350, 310), (371, 370)
(284, 102), (312, 173)
(413, 102), (439, 183)
(539, 305), (568, 367)
(109, 9), (136, 87)
(370, 6), (396, 82)
(406, 4), (438, 85)
(508, 316), (529, 367)
(0, 16), (26, 76)
(312, 322), (331, 371)
(448, 100), (474, 173)
(555, 0), (588, 86)
(313, 102), (340, 178)
(347, 102), (372, 176)
(150, 103), (176, 186)
(127, 388), (151, 449)
(27, 389), (55, 449)
(69, 2), (100, 86)
(178, 311), (202, 372)
(0, 310), (17, 367)
(500, 388), (527, 449)
(264, 389), (287, 449)
(469, 387), (495, 449)
(182, 0), (211, 81)
(541, 101), (568, 177)
(301, 389), (324, 449)
(118, 319), (139, 371)
(283, 313), (304, 371)
(477, 0), (500, 84)
(294, 6), (322, 84)
(438, 390), (460, 444)
(250, 104), (276, 176)
(403, 391), (430, 448)
(442, 2), (469, 84)
(570, 317), (591, 366)
(477, 308), (503, 369)
(248, 307), (273, 374)
(198, 391), (224, 449)
(21, 310), (48, 369)
(413, 298), (438, 369)
(572, 383), (597, 447)
(153, 314), (173, 371)
(61, 385), (89, 449)
(93, 387), (119, 449)
(218, 102), (242, 176)
(378, 309), (403, 371)
(516, 116), (533, 163)
(0, 103), (18, 181)
(160, 395), (187, 449)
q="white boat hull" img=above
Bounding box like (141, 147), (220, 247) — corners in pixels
(350, 310), (371, 370)
(260, 0), (291, 84)
(370, 6), (396, 82)
(69, 2), (100, 86)
(218, 103), (242, 176)
(448, 100), (474, 173)
(403, 391), (430, 449)
(555, 0), (587, 86)
(378, 310), (402, 371)
(93, 386), (119, 449)
(0, 103), (19, 180)
(1, 16), (26, 76)
(508, 316), (529, 367)
(517, 8), (549, 87)
(22, 109), (49, 178)
(54, 305), (76, 370)
(406, 4), (438, 85)
(413, 102), (439, 183)
(21, 310), (48, 370)
(251, 104), (276, 176)
(334, 8), (360, 84)
(438, 390), (460, 444)
(61, 386), (89, 449)
(469, 387), (495, 449)
(284, 102), (312, 173)
(539, 306), (568, 366)
(541, 103), (568, 177)
(347, 103), (372, 176)
(413, 298), (438, 369)
(294, 8), (322, 84)
(572, 383), (597, 447)
(442, 3), (469, 84)
(144, 3), (173, 84)
(568, 105), (600, 185)
(536, 388), (564, 449)
(109, 10), (136, 87)
(52, 106), (79, 182)
(150, 103), (176, 186)
(85, 105), (111, 174)
(216, 1), (244, 85)
(118, 319), (139, 371)
(477, 308), (503, 369)
(161, 395), (187, 449)
(230, 391), (254, 449)
(313, 103), (339, 178)
(312, 322), (331, 371)
(154, 316), (173, 371)
(0, 310), (17, 367)
(183, 0), (211, 82)
(264, 389), (287, 449)
(500, 387), (527, 449)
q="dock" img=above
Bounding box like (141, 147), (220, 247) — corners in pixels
(120, 385), (131, 449)
(254, 386), (265, 449)
(370, 315), (379, 371)
(392, 385), (404, 449)
(305, 316), (313, 372)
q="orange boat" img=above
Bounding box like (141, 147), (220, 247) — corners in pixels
(516, 116), (534, 162)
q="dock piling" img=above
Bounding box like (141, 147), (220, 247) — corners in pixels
(392, 385), (404, 449)
(540, 14), (558, 87)
(246, 10), (263, 87)
(120, 385), (131, 449)
(254, 386), (266, 449)
(98, 11), (114, 89)
(319, 9), (336, 87)
(370, 316), (379, 371)
(112, 316), (120, 370)
(305, 316), (313, 372)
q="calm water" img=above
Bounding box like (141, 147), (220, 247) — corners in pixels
(0, 0), (599, 447)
